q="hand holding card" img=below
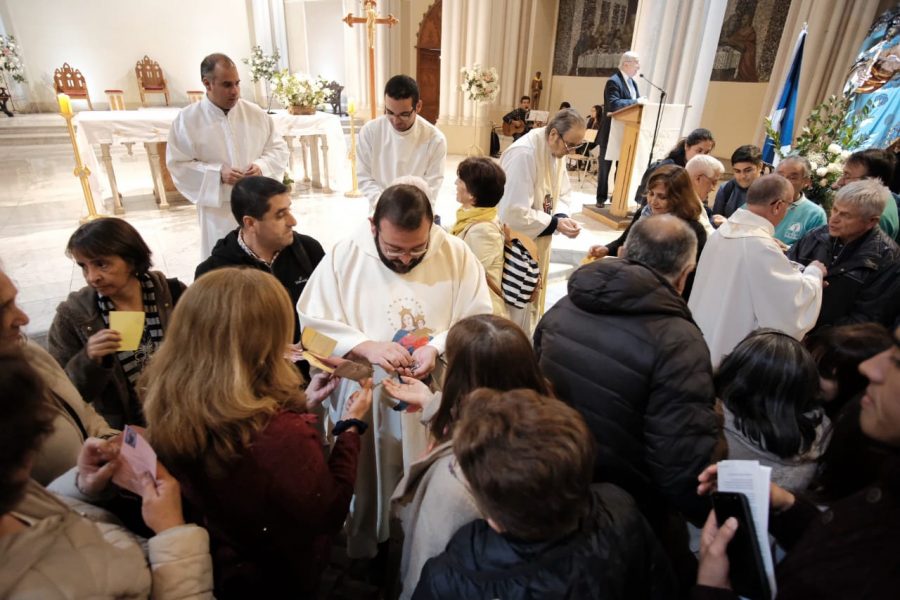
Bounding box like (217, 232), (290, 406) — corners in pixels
(112, 425), (158, 495)
(76, 437), (121, 496)
(300, 327), (339, 373)
(109, 311), (145, 351)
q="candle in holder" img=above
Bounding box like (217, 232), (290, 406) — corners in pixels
(345, 98), (362, 198)
(57, 93), (73, 116)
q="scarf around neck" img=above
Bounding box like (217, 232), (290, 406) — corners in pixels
(451, 206), (498, 237)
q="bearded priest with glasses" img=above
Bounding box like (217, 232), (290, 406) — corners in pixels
(297, 182), (491, 562)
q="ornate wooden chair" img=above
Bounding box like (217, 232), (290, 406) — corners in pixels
(324, 80), (344, 115)
(53, 63), (93, 110)
(135, 55), (170, 106)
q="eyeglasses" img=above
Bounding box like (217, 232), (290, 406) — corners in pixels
(377, 234), (429, 259)
(385, 107), (417, 119)
(554, 129), (582, 153)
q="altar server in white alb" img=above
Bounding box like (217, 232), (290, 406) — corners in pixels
(689, 174), (826, 367)
(357, 75), (447, 215)
(167, 53), (289, 258)
(498, 109), (585, 332)
(297, 183), (491, 559)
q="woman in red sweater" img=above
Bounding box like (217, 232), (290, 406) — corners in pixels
(142, 268), (371, 598)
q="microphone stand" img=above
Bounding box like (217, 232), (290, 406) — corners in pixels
(640, 73), (667, 169)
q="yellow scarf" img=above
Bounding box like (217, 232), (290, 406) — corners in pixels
(451, 206), (498, 237)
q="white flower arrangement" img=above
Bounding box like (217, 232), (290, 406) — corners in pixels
(271, 70), (327, 108)
(242, 45), (280, 84)
(459, 65), (500, 103)
(0, 35), (26, 84)
(765, 95), (869, 208)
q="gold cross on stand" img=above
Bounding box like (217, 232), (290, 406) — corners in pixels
(343, 0), (399, 120)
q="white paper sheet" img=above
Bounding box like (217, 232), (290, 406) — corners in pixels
(717, 459), (776, 597)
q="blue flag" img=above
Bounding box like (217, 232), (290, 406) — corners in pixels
(763, 27), (807, 165)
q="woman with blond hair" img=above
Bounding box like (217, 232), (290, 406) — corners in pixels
(142, 268), (371, 599)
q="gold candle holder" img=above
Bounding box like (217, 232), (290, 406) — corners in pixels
(344, 102), (363, 198)
(58, 94), (106, 223)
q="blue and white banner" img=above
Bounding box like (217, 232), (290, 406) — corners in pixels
(763, 27), (807, 165)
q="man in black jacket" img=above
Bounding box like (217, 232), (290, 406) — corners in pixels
(788, 179), (900, 331)
(195, 176), (325, 344)
(413, 388), (675, 600)
(596, 51), (642, 207)
(534, 215), (725, 588)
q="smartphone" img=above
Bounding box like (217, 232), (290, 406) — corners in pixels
(711, 492), (772, 600)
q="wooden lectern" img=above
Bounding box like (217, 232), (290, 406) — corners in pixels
(583, 103), (642, 229)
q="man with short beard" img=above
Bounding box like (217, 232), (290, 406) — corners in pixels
(297, 183), (491, 561)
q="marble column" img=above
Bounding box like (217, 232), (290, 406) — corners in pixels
(631, 0), (727, 150)
(438, 0), (533, 154)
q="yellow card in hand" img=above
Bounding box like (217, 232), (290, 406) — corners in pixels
(109, 311), (145, 351)
(301, 327), (338, 372)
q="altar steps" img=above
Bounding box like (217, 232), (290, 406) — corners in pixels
(0, 114), (70, 145)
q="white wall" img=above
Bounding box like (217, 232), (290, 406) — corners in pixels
(3, 0), (255, 111)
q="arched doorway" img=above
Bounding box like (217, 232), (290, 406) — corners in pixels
(416, 0), (441, 124)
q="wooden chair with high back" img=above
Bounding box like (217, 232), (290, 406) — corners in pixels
(186, 90), (205, 104)
(135, 55), (170, 106)
(54, 63), (93, 110)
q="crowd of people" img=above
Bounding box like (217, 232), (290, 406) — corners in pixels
(2, 50), (900, 600)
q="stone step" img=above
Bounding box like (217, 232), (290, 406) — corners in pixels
(0, 131), (70, 145)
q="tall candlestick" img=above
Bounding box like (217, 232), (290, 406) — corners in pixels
(345, 102), (363, 198)
(59, 104), (106, 223)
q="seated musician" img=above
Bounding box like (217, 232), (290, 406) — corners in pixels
(502, 95), (532, 141)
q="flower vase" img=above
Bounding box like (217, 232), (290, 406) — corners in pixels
(467, 102), (485, 157)
(289, 105), (316, 116)
(265, 80), (275, 114)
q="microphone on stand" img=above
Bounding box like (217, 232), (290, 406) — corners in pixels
(638, 74), (668, 169)
(639, 73), (666, 95)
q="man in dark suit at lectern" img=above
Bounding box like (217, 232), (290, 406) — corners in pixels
(596, 52), (643, 208)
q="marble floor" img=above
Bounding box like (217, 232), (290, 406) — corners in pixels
(0, 140), (621, 338)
